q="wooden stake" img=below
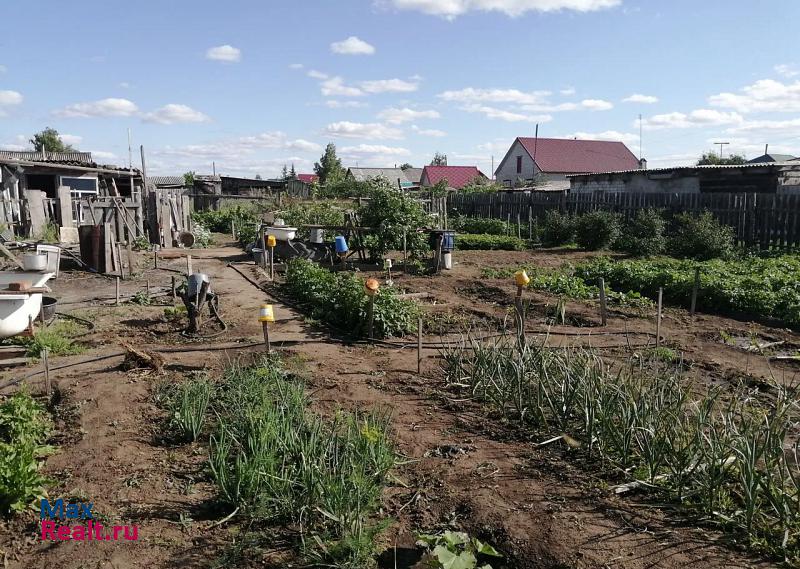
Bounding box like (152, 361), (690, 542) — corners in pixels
(690, 267), (700, 318)
(153, 249), (158, 269)
(115, 277), (120, 306)
(368, 295), (375, 342)
(171, 276), (176, 301)
(515, 285), (525, 344)
(42, 348), (51, 398)
(656, 287), (663, 348)
(269, 247), (274, 280)
(517, 213), (521, 239)
(231, 220), (236, 240)
(402, 231), (407, 274)
(417, 316), (423, 375)
(599, 277), (608, 326)
(186, 254), (192, 276)
(262, 321), (271, 355)
(146, 280), (151, 296)
(127, 241), (133, 276)
(117, 242), (126, 280)
(528, 206), (533, 240)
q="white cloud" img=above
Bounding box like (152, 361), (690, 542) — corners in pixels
(324, 121), (404, 140)
(118, 82), (131, 89)
(0, 90), (23, 106)
(54, 98), (138, 118)
(439, 87), (550, 106)
(411, 125), (447, 137)
(60, 134), (83, 146)
(330, 36), (376, 55)
(565, 130), (640, 147)
(308, 70), (330, 80)
(385, 0), (621, 18)
(462, 104), (552, 123)
(142, 104), (210, 124)
(285, 139), (322, 152)
(581, 98), (613, 111)
(726, 117), (800, 136)
(775, 64), (799, 78)
(289, 63), (304, 70)
(206, 45), (241, 63)
(340, 144), (410, 156)
(321, 77), (365, 97)
(641, 109), (743, 130)
(89, 150), (118, 162)
(560, 87), (576, 96)
(360, 78), (419, 94)
(709, 79), (800, 113)
(324, 100), (368, 109)
(623, 93), (659, 104)
(378, 107), (440, 124)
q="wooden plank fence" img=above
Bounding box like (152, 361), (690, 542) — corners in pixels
(447, 191), (800, 250)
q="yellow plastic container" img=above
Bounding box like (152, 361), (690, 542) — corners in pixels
(514, 270), (531, 287)
(266, 235), (277, 248)
(259, 304), (275, 323)
(364, 278), (380, 296)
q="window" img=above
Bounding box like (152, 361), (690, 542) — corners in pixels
(60, 176), (98, 224)
(516, 156), (522, 174)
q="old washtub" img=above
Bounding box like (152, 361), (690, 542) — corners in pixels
(0, 272), (55, 338)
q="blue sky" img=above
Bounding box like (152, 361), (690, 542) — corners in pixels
(1, 0), (799, 177)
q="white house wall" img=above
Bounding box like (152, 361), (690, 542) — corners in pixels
(495, 140), (539, 185)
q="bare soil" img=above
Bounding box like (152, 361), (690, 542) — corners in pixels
(0, 240), (792, 568)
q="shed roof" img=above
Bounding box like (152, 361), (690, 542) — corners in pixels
(347, 167), (419, 186)
(422, 166), (486, 189)
(511, 137), (640, 174)
(150, 176), (186, 187)
(748, 153), (797, 164)
(0, 150), (95, 166)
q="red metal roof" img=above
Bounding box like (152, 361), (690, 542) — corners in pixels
(296, 174), (319, 184)
(516, 137), (640, 174)
(422, 166), (486, 189)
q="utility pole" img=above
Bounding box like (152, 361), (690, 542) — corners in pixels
(713, 141), (730, 160)
(639, 114), (643, 160)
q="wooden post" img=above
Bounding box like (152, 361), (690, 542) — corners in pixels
(117, 242), (126, 280)
(402, 231), (407, 274)
(231, 220), (236, 240)
(262, 321), (271, 355)
(153, 249), (158, 269)
(42, 348), (51, 398)
(417, 316), (423, 374)
(368, 295), (375, 342)
(171, 276), (176, 301)
(690, 267), (700, 318)
(515, 285), (525, 344)
(269, 247), (274, 280)
(146, 280), (151, 296)
(528, 206), (533, 240)
(127, 241), (133, 276)
(186, 254), (192, 276)
(517, 213), (521, 239)
(599, 278), (607, 326)
(656, 287), (663, 348)
(115, 277), (120, 306)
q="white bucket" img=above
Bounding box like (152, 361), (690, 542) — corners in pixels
(443, 252), (453, 270)
(310, 228), (324, 244)
(22, 253), (47, 272)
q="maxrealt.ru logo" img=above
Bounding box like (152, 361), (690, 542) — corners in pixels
(40, 499), (139, 542)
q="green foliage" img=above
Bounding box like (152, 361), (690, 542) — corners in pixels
(30, 127), (74, 153)
(417, 531), (502, 569)
(316, 178), (374, 199)
(36, 223), (59, 244)
(276, 201), (345, 241)
(192, 223), (213, 248)
(459, 178), (503, 194)
(171, 377), (212, 442)
(697, 151), (747, 165)
(209, 357), (395, 567)
(449, 216), (518, 236)
(576, 254), (800, 327)
(0, 390), (52, 515)
(132, 235), (151, 251)
(285, 259), (418, 338)
(314, 142), (345, 184)
(430, 179), (450, 198)
(183, 171), (195, 187)
(431, 152), (448, 166)
(442, 337), (800, 558)
(574, 210), (621, 251)
(455, 233), (527, 251)
(668, 212), (735, 260)
(14, 321), (84, 358)
(614, 208), (666, 256)
(191, 205), (261, 247)
(356, 179), (430, 258)
(541, 210), (574, 246)
(130, 290), (153, 306)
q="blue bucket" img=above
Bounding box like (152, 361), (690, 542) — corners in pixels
(334, 235), (349, 254)
(441, 231), (455, 252)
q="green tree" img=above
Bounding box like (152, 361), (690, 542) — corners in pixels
(280, 165), (289, 180)
(430, 152), (447, 166)
(289, 163), (297, 180)
(29, 128), (75, 153)
(399, 163), (413, 170)
(183, 171), (196, 187)
(314, 143), (344, 184)
(697, 151), (747, 166)
(254, 174), (263, 180)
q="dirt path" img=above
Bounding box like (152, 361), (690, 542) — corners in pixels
(0, 243), (780, 568)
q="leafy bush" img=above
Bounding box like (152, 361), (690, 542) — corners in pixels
(192, 205), (261, 247)
(192, 223), (213, 248)
(576, 254), (800, 326)
(209, 357), (395, 566)
(356, 180), (430, 258)
(614, 208), (666, 256)
(574, 210), (621, 251)
(0, 390), (52, 515)
(417, 531), (502, 569)
(285, 259), (418, 338)
(455, 233), (527, 251)
(276, 202), (346, 241)
(668, 211), (735, 260)
(316, 178), (374, 199)
(13, 321), (84, 358)
(449, 215), (520, 236)
(541, 210), (574, 246)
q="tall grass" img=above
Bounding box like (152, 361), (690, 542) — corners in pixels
(208, 357), (395, 567)
(441, 335), (800, 560)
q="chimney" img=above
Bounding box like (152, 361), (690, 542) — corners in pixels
(639, 158), (648, 170)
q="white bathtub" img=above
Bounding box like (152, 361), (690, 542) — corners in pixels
(0, 272), (55, 339)
(264, 226), (298, 242)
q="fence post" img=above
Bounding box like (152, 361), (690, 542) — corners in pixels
(690, 267), (700, 318)
(599, 278), (607, 326)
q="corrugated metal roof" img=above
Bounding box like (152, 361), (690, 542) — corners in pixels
(348, 167), (418, 186)
(150, 176), (186, 187)
(0, 150), (95, 164)
(422, 166), (487, 189)
(566, 162), (800, 178)
(514, 138), (640, 174)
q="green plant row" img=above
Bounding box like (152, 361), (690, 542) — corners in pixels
(209, 357), (395, 567)
(576, 255), (800, 327)
(285, 259), (418, 338)
(449, 215), (523, 237)
(0, 391), (52, 515)
(191, 205), (261, 247)
(455, 233), (528, 251)
(442, 337), (800, 561)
